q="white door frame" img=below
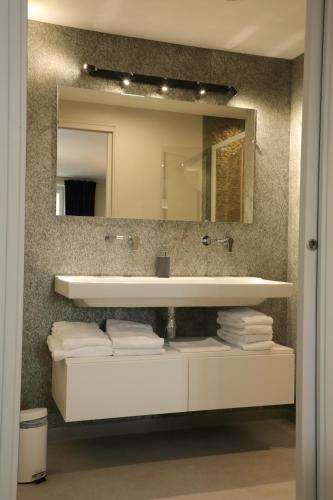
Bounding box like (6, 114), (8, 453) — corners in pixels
(296, 1), (324, 499)
(0, 0), (26, 499)
(316, 0), (333, 497)
(298, 0), (333, 499)
(0, 1), (330, 499)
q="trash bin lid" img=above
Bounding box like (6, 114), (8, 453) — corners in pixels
(20, 408), (47, 422)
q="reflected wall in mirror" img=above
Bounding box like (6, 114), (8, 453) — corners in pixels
(57, 86), (256, 223)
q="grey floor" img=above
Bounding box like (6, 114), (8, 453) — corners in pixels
(17, 418), (295, 500)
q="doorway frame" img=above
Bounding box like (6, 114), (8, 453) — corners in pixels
(0, 0), (26, 499)
(296, 1), (324, 499)
(0, 1), (330, 499)
(316, 0), (333, 497)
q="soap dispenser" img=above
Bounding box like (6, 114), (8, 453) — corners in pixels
(156, 249), (170, 278)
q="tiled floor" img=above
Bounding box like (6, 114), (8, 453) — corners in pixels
(17, 418), (295, 500)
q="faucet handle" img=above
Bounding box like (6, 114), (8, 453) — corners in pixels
(128, 234), (139, 251)
(201, 235), (212, 246)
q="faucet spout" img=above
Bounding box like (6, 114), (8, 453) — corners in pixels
(222, 236), (234, 252)
(201, 234), (234, 252)
(105, 233), (139, 251)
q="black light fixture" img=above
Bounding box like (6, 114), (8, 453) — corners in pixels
(82, 63), (237, 97)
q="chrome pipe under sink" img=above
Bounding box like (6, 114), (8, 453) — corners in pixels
(165, 306), (176, 342)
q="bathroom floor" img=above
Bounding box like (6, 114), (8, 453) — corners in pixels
(17, 418), (295, 500)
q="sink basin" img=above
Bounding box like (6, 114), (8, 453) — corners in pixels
(54, 276), (293, 308)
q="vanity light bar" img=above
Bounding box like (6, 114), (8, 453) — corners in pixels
(83, 64), (237, 96)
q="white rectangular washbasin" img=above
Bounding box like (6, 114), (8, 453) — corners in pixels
(54, 276), (293, 308)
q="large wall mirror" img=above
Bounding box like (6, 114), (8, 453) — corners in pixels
(56, 86), (256, 223)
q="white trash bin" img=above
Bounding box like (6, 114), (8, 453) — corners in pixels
(18, 408), (47, 484)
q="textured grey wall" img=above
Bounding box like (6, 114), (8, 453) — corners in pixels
(24, 21), (292, 425)
(287, 55), (304, 348)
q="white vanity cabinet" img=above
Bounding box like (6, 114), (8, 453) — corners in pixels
(52, 345), (295, 422)
(52, 354), (188, 422)
(188, 348), (295, 411)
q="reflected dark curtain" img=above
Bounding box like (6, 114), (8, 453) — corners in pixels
(64, 180), (96, 216)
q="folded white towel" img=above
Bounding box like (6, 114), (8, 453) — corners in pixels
(171, 337), (231, 353)
(47, 336), (113, 361)
(52, 322), (111, 349)
(52, 321), (100, 332)
(106, 319), (164, 349)
(113, 348), (165, 357)
(106, 319), (153, 333)
(216, 320), (273, 335)
(233, 341), (275, 351)
(52, 326), (111, 350)
(216, 332), (274, 351)
(217, 307), (273, 326)
(217, 329), (273, 344)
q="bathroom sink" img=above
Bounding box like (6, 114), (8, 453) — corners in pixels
(54, 276), (293, 307)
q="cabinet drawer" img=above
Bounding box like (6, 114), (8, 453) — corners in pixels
(52, 357), (188, 422)
(188, 353), (295, 411)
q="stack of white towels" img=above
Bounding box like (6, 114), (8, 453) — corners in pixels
(47, 321), (113, 361)
(47, 320), (165, 360)
(217, 307), (275, 351)
(106, 319), (165, 356)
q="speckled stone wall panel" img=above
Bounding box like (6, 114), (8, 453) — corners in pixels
(25, 21), (292, 425)
(287, 55), (304, 349)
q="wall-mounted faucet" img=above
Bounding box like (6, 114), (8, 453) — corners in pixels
(201, 234), (234, 252)
(105, 234), (140, 250)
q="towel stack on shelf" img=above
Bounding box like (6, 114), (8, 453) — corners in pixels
(217, 307), (275, 351)
(170, 337), (231, 353)
(106, 319), (165, 356)
(47, 321), (113, 361)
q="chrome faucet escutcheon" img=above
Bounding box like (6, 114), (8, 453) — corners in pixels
(201, 234), (234, 252)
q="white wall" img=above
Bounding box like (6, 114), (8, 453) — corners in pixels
(58, 99), (203, 220)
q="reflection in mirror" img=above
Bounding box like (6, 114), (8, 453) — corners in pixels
(56, 128), (110, 216)
(57, 86), (256, 223)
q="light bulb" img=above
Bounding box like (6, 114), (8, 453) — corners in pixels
(83, 63), (97, 72)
